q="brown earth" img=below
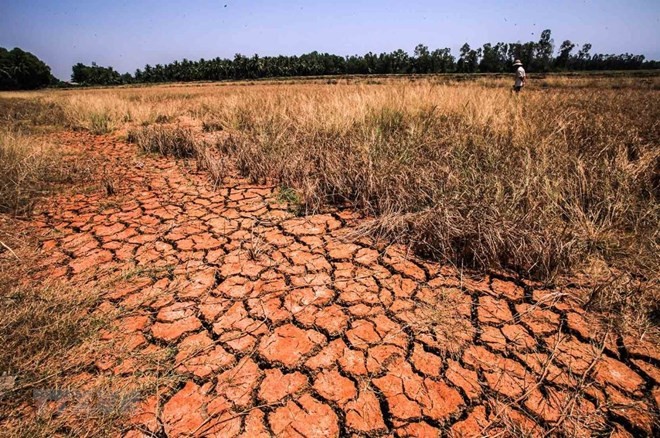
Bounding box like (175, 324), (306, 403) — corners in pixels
(16, 132), (660, 436)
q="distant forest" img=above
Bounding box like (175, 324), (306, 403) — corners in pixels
(1, 30), (658, 89)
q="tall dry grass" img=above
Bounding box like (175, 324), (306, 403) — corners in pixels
(2, 75), (658, 328)
(212, 80), (660, 331)
(127, 125), (198, 157)
(215, 84), (659, 281)
(0, 97), (66, 133)
(62, 92), (183, 133)
(0, 130), (64, 215)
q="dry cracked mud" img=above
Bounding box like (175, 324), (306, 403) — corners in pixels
(23, 132), (660, 437)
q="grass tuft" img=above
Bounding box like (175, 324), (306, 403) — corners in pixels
(88, 112), (113, 135)
(202, 119), (224, 132)
(0, 130), (65, 215)
(0, 98), (67, 133)
(128, 125), (199, 158)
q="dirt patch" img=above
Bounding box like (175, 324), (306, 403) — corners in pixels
(1, 131), (658, 436)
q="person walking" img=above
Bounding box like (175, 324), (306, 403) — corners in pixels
(512, 59), (526, 92)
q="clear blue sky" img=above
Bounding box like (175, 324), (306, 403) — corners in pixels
(1, 0), (659, 80)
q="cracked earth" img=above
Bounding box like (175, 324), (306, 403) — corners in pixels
(26, 132), (659, 436)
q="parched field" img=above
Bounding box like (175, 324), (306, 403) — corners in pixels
(1, 75), (659, 436)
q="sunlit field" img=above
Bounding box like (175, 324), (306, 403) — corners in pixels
(1, 73), (659, 436)
(3, 74), (658, 317)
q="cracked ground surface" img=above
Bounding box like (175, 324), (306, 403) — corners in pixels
(25, 132), (659, 437)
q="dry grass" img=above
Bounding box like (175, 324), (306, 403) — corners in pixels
(127, 124), (228, 185)
(0, 219), (174, 438)
(0, 97), (67, 133)
(194, 141), (229, 187)
(0, 121), (132, 434)
(216, 83), (659, 281)
(210, 79), (659, 330)
(202, 118), (224, 132)
(0, 130), (65, 215)
(583, 271), (659, 334)
(128, 125), (199, 158)
(0, 224), (111, 436)
(2, 74), (658, 330)
(0, 75), (658, 434)
(0, 96), (88, 217)
(0, 99), (165, 435)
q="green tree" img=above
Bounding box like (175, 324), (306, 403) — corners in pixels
(458, 43), (481, 73)
(555, 40), (575, 69)
(390, 49), (411, 74)
(430, 48), (455, 72)
(414, 44), (431, 73)
(83, 29), (657, 86)
(576, 43), (592, 70)
(71, 62), (123, 85)
(534, 29), (554, 71)
(0, 47), (52, 90)
(479, 43), (506, 72)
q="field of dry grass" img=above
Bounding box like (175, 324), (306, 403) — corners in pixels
(1, 73), (658, 436)
(2, 74), (658, 327)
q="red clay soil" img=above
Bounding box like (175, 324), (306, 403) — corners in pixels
(24, 132), (660, 436)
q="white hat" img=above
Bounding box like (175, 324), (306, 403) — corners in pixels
(513, 59), (523, 66)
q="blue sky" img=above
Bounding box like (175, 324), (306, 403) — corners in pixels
(1, 0), (659, 80)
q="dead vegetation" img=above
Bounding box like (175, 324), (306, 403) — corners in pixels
(0, 97), (67, 133)
(216, 83), (659, 333)
(0, 181), (175, 437)
(0, 130), (64, 215)
(1, 76), (658, 435)
(0, 224), (109, 436)
(0, 100), (170, 435)
(128, 125), (199, 158)
(127, 124), (228, 186)
(0, 96), (99, 216)
(1, 74), (658, 331)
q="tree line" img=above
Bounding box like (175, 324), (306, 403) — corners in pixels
(73, 30), (656, 85)
(1, 29), (658, 90)
(71, 62), (132, 86)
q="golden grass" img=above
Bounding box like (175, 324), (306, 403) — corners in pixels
(0, 130), (62, 215)
(0, 98), (66, 133)
(1, 74), (658, 329)
(127, 125), (199, 157)
(214, 82), (658, 277)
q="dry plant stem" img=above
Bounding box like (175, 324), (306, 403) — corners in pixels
(0, 240), (20, 260)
